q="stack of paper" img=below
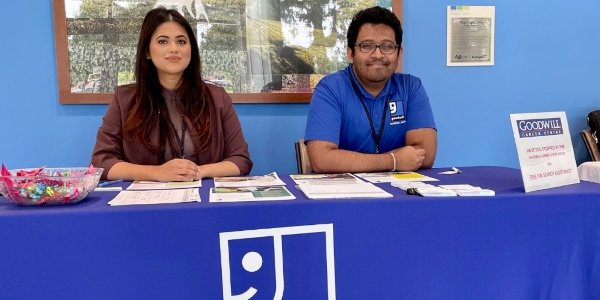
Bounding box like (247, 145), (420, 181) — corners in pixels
(355, 172), (439, 183)
(108, 189), (200, 206)
(410, 187), (457, 197)
(209, 186), (295, 203)
(391, 181), (436, 190)
(438, 185), (495, 196)
(290, 173), (359, 184)
(391, 182), (495, 197)
(126, 180), (201, 190)
(213, 172), (285, 187)
(210, 172), (295, 202)
(391, 182), (456, 197)
(296, 181), (392, 199)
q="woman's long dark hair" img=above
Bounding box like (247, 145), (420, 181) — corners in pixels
(123, 8), (214, 162)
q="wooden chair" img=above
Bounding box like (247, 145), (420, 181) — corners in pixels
(581, 129), (600, 161)
(294, 139), (312, 174)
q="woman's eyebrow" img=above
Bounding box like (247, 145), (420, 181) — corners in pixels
(155, 35), (188, 40)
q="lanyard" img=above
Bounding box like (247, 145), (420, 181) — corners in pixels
(171, 115), (186, 159)
(348, 73), (389, 153)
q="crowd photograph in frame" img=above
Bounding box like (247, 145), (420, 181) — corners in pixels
(53, 0), (402, 104)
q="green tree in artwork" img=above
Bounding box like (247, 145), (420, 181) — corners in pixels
(67, 0), (391, 94)
(277, 0), (382, 74)
(68, 0), (151, 92)
(198, 2), (247, 92)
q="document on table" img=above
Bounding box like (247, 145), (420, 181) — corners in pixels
(355, 172), (439, 183)
(214, 172), (286, 187)
(126, 180), (201, 190)
(290, 173), (360, 184)
(108, 189), (200, 206)
(438, 184), (495, 196)
(209, 186), (295, 203)
(412, 187), (458, 197)
(297, 182), (393, 199)
(391, 181), (436, 190)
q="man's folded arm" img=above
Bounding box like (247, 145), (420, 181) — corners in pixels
(307, 127), (437, 173)
(405, 128), (437, 169)
(307, 140), (393, 173)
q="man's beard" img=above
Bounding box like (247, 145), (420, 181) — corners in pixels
(357, 59), (394, 84)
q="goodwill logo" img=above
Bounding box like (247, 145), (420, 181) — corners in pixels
(389, 100), (405, 125)
(516, 118), (563, 138)
(220, 224), (336, 300)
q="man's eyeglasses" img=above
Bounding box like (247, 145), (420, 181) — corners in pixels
(355, 43), (399, 54)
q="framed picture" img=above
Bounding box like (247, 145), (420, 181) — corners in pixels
(53, 0), (402, 104)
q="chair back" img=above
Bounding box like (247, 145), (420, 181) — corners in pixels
(581, 129), (600, 161)
(294, 139), (312, 174)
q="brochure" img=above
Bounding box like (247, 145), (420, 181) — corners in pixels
(290, 173), (359, 184)
(209, 186), (296, 202)
(355, 172), (439, 183)
(296, 182), (393, 199)
(214, 172), (286, 187)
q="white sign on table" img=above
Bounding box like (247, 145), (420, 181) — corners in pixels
(510, 111), (580, 192)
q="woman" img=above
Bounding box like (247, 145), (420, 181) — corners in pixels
(91, 8), (252, 182)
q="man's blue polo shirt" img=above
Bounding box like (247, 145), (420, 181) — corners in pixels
(304, 64), (436, 153)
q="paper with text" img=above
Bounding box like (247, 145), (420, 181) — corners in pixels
(290, 173), (359, 184)
(214, 172), (286, 188)
(209, 186), (295, 202)
(126, 180), (201, 190)
(108, 189), (200, 206)
(297, 182), (392, 199)
(355, 172), (438, 183)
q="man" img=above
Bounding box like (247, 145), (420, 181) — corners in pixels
(304, 6), (437, 173)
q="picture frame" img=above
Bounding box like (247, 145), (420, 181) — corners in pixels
(53, 0), (402, 104)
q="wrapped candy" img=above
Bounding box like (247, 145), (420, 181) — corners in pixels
(0, 164), (98, 205)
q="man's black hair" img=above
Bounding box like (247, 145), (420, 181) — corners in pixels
(347, 6), (403, 54)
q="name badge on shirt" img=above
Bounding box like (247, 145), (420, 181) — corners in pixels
(389, 100), (405, 125)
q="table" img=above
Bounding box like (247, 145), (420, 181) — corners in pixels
(1, 167), (599, 300)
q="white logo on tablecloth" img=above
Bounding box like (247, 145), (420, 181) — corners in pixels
(219, 224), (336, 300)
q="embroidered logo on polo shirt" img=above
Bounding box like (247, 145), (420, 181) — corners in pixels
(389, 100), (405, 125)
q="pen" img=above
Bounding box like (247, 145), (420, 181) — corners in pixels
(94, 187), (123, 192)
(98, 179), (124, 187)
(452, 167), (462, 174)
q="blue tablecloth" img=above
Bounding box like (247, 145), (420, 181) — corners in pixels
(1, 166), (599, 299)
